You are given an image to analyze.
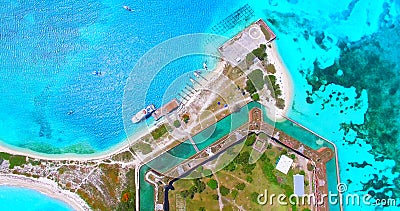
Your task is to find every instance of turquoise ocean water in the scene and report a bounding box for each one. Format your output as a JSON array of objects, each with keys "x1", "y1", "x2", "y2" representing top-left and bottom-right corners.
[
  {"x1": 0, "y1": 186, "x2": 73, "y2": 211},
  {"x1": 1, "y1": 0, "x2": 400, "y2": 210}
]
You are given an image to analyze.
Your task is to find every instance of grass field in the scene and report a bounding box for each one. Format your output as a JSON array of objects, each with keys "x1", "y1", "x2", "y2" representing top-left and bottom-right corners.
[{"x1": 167, "y1": 134, "x2": 312, "y2": 211}]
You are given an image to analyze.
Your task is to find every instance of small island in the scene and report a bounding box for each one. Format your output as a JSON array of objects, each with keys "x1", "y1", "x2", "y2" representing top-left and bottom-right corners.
[{"x1": 0, "y1": 17, "x2": 341, "y2": 211}]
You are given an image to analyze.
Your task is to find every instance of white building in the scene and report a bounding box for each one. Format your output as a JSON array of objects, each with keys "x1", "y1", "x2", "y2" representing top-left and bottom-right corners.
[
  {"x1": 293, "y1": 174, "x2": 305, "y2": 196},
  {"x1": 275, "y1": 155, "x2": 293, "y2": 174}
]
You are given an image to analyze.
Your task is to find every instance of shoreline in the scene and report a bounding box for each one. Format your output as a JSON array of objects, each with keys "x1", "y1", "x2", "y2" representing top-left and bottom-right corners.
[
  {"x1": 0, "y1": 39, "x2": 295, "y2": 160},
  {"x1": 0, "y1": 121, "x2": 154, "y2": 161},
  {"x1": 0, "y1": 174, "x2": 91, "y2": 211},
  {"x1": 266, "y1": 41, "x2": 294, "y2": 122}
]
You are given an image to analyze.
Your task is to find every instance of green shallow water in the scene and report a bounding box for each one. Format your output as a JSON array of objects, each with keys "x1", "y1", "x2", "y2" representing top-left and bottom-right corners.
[
  {"x1": 139, "y1": 165, "x2": 154, "y2": 211},
  {"x1": 146, "y1": 139, "x2": 196, "y2": 173}
]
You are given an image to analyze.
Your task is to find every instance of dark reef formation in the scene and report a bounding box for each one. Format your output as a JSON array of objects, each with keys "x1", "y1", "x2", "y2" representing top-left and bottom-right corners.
[
  {"x1": 33, "y1": 86, "x2": 53, "y2": 140},
  {"x1": 308, "y1": 22, "x2": 400, "y2": 173},
  {"x1": 265, "y1": 1, "x2": 400, "y2": 203},
  {"x1": 304, "y1": 3, "x2": 400, "y2": 201}
]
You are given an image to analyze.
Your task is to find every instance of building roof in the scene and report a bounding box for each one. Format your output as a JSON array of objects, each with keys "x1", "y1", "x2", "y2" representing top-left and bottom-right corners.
[
  {"x1": 275, "y1": 155, "x2": 293, "y2": 174},
  {"x1": 293, "y1": 174, "x2": 305, "y2": 196}
]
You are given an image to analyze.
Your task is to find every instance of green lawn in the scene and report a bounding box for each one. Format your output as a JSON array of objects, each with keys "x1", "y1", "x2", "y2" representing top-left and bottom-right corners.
[
  {"x1": 248, "y1": 69, "x2": 265, "y2": 90},
  {"x1": 168, "y1": 134, "x2": 312, "y2": 211},
  {"x1": 150, "y1": 124, "x2": 168, "y2": 140}
]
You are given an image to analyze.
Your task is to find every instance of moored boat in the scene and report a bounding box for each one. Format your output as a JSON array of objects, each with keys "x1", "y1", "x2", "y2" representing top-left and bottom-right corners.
[{"x1": 131, "y1": 104, "x2": 156, "y2": 123}]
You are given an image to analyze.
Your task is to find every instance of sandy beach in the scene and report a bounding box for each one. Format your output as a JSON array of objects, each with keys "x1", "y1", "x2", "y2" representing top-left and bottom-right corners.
[
  {"x1": 0, "y1": 174, "x2": 91, "y2": 211},
  {"x1": 0, "y1": 136, "x2": 131, "y2": 161},
  {"x1": 0, "y1": 121, "x2": 154, "y2": 162},
  {"x1": 265, "y1": 41, "x2": 294, "y2": 121}
]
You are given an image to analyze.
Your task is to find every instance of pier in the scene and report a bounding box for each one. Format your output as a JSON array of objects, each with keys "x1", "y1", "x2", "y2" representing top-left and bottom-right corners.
[
  {"x1": 152, "y1": 98, "x2": 180, "y2": 120},
  {"x1": 210, "y1": 4, "x2": 255, "y2": 35}
]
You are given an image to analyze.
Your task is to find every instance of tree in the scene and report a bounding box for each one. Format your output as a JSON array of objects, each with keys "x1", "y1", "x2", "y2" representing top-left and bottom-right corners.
[
  {"x1": 212, "y1": 194, "x2": 219, "y2": 200},
  {"x1": 220, "y1": 186, "x2": 230, "y2": 196},
  {"x1": 182, "y1": 114, "x2": 190, "y2": 123},
  {"x1": 193, "y1": 179, "x2": 206, "y2": 193},
  {"x1": 307, "y1": 163, "x2": 315, "y2": 171},
  {"x1": 251, "y1": 93, "x2": 260, "y2": 101},
  {"x1": 190, "y1": 185, "x2": 198, "y2": 194},
  {"x1": 236, "y1": 183, "x2": 246, "y2": 190},
  {"x1": 234, "y1": 151, "x2": 250, "y2": 165},
  {"x1": 116, "y1": 169, "x2": 136, "y2": 211},
  {"x1": 250, "y1": 192, "x2": 260, "y2": 203},
  {"x1": 232, "y1": 189, "x2": 239, "y2": 199},
  {"x1": 299, "y1": 170, "x2": 305, "y2": 176},
  {"x1": 260, "y1": 153, "x2": 267, "y2": 161},
  {"x1": 267, "y1": 74, "x2": 276, "y2": 84},
  {"x1": 180, "y1": 190, "x2": 194, "y2": 199},
  {"x1": 266, "y1": 64, "x2": 276, "y2": 74},
  {"x1": 245, "y1": 79, "x2": 257, "y2": 95},
  {"x1": 207, "y1": 179, "x2": 218, "y2": 190},
  {"x1": 223, "y1": 162, "x2": 236, "y2": 172},
  {"x1": 116, "y1": 190, "x2": 135, "y2": 211},
  {"x1": 252, "y1": 44, "x2": 267, "y2": 60},
  {"x1": 245, "y1": 134, "x2": 256, "y2": 146},
  {"x1": 246, "y1": 175, "x2": 253, "y2": 183},
  {"x1": 276, "y1": 98, "x2": 285, "y2": 109},
  {"x1": 242, "y1": 163, "x2": 256, "y2": 174}
]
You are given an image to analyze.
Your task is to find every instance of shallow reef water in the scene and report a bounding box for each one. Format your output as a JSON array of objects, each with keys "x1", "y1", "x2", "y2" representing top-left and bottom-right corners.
[
  {"x1": 250, "y1": 0, "x2": 400, "y2": 209},
  {"x1": 309, "y1": 22, "x2": 400, "y2": 201}
]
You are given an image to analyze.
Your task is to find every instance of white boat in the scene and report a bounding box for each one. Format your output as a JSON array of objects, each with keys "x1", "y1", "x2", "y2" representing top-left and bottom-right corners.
[
  {"x1": 203, "y1": 62, "x2": 208, "y2": 70},
  {"x1": 123, "y1": 5, "x2": 133, "y2": 11},
  {"x1": 131, "y1": 104, "x2": 156, "y2": 123},
  {"x1": 92, "y1": 70, "x2": 102, "y2": 76}
]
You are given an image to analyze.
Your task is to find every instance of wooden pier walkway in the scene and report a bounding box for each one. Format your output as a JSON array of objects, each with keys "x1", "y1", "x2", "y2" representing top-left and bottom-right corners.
[{"x1": 152, "y1": 98, "x2": 180, "y2": 120}]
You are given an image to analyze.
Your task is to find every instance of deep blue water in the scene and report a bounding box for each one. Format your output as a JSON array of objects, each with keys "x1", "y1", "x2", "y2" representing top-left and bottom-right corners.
[
  {"x1": 0, "y1": 0, "x2": 245, "y2": 154},
  {"x1": 0, "y1": 186, "x2": 72, "y2": 211}
]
